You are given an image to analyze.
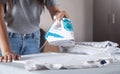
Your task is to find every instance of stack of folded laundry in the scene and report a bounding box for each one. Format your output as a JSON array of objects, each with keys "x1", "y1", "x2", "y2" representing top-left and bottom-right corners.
[{"x1": 60, "y1": 41, "x2": 120, "y2": 56}]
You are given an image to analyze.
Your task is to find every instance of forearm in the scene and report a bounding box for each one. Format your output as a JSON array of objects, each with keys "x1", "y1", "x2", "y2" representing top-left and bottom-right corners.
[
  {"x1": 47, "y1": 6, "x2": 61, "y2": 19},
  {"x1": 0, "y1": 20, "x2": 11, "y2": 52},
  {"x1": 48, "y1": 6, "x2": 69, "y2": 20},
  {"x1": 0, "y1": 4, "x2": 11, "y2": 54}
]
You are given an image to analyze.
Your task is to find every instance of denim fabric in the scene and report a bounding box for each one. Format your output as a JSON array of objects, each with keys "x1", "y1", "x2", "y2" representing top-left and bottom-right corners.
[{"x1": 0, "y1": 30, "x2": 41, "y2": 56}]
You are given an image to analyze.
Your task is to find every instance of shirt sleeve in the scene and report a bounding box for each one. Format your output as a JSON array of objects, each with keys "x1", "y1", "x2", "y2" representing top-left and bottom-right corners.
[{"x1": 45, "y1": 0, "x2": 59, "y2": 8}]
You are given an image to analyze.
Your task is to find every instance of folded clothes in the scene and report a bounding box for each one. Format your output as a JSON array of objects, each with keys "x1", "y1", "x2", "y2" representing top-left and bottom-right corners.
[
  {"x1": 61, "y1": 45, "x2": 120, "y2": 55},
  {"x1": 60, "y1": 41, "x2": 120, "y2": 55},
  {"x1": 77, "y1": 41, "x2": 119, "y2": 48}
]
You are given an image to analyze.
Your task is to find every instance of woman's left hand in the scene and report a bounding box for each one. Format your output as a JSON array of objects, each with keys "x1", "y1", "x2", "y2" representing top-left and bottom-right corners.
[
  {"x1": 54, "y1": 10, "x2": 69, "y2": 20},
  {"x1": 48, "y1": 6, "x2": 69, "y2": 20}
]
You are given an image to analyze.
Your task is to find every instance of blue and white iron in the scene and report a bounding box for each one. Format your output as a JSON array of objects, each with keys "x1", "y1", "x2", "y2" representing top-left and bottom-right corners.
[{"x1": 45, "y1": 18, "x2": 75, "y2": 46}]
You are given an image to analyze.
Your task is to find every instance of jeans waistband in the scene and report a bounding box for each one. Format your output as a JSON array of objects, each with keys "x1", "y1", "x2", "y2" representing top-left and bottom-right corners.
[{"x1": 8, "y1": 30, "x2": 40, "y2": 38}]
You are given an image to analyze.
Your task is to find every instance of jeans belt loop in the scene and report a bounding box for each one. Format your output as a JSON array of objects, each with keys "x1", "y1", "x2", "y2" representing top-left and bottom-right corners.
[
  {"x1": 9, "y1": 32, "x2": 13, "y2": 37},
  {"x1": 32, "y1": 33, "x2": 35, "y2": 39},
  {"x1": 22, "y1": 34, "x2": 26, "y2": 39}
]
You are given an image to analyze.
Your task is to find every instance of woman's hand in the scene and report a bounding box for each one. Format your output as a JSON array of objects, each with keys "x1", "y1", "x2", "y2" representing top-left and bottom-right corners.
[
  {"x1": 54, "y1": 10, "x2": 69, "y2": 20},
  {"x1": 48, "y1": 6, "x2": 69, "y2": 20},
  {"x1": 53, "y1": 10, "x2": 69, "y2": 25},
  {"x1": 0, "y1": 50, "x2": 20, "y2": 62}
]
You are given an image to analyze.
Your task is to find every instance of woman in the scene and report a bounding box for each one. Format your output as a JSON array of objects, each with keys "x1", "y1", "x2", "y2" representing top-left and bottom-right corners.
[{"x1": 0, "y1": 0, "x2": 69, "y2": 62}]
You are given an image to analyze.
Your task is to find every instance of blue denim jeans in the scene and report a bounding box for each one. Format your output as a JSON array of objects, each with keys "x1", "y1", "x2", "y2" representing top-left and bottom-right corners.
[{"x1": 0, "y1": 30, "x2": 41, "y2": 56}]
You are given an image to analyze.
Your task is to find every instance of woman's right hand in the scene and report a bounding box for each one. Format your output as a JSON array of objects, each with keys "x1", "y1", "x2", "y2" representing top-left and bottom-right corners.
[
  {"x1": 0, "y1": 50, "x2": 20, "y2": 62},
  {"x1": 0, "y1": 4, "x2": 20, "y2": 63}
]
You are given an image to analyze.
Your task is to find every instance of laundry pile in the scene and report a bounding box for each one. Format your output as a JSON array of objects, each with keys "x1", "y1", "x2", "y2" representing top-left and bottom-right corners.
[
  {"x1": 13, "y1": 41, "x2": 120, "y2": 71},
  {"x1": 60, "y1": 41, "x2": 120, "y2": 56}
]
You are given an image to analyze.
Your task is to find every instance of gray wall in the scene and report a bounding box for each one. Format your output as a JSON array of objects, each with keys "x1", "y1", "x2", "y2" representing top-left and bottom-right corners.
[{"x1": 40, "y1": 0, "x2": 93, "y2": 42}]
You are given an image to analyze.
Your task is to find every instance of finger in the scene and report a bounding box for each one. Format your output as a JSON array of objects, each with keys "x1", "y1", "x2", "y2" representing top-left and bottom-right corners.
[
  {"x1": 12, "y1": 54, "x2": 20, "y2": 61},
  {"x1": 0, "y1": 57, "x2": 4, "y2": 62},
  {"x1": 15, "y1": 55, "x2": 20, "y2": 60},
  {"x1": 57, "y1": 20, "x2": 61, "y2": 25},
  {"x1": 57, "y1": 13, "x2": 65, "y2": 21},
  {"x1": 12, "y1": 54, "x2": 17, "y2": 61},
  {"x1": 3, "y1": 56, "x2": 8, "y2": 62},
  {"x1": 8, "y1": 55, "x2": 12, "y2": 62},
  {"x1": 62, "y1": 11, "x2": 69, "y2": 18},
  {"x1": 56, "y1": 11, "x2": 69, "y2": 20},
  {"x1": 55, "y1": 12, "x2": 63, "y2": 20},
  {"x1": 17, "y1": 55, "x2": 21, "y2": 60}
]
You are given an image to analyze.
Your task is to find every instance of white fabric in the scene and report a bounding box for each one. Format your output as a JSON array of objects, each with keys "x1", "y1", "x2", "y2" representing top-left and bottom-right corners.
[
  {"x1": 1, "y1": 62, "x2": 120, "y2": 74},
  {"x1": 60, "y1": 41, "x2": 120, "y2": 55},
  {"x1": 61, "y1": 45, "x2": 120, "y2": 55},
  {"x1": 13, "y1": 53, "x2": 118, "y2": 71},
  {"x1": 13, "y1": 41, "x2": 120, "y2": 71},
  {"x1": 78, "y1": 41, "x2": 119, "y2": 48}
]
